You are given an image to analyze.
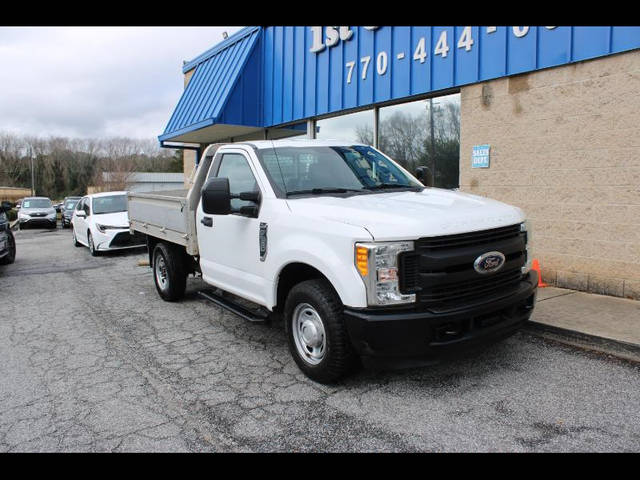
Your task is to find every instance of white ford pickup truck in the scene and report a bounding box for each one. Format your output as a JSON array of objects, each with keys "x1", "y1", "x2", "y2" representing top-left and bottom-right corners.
[{"x1": 128, "y1": 139, "x2": 537, "y2": 383}]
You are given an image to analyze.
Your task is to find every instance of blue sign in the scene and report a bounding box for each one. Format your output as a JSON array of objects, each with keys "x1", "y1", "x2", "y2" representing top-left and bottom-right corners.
[
  {"x1": 472, "y1": 145, "x2": 490, "y2": 168},
  {"x1": 161, "y1": 26, "x2": 640, "y2": 143}
]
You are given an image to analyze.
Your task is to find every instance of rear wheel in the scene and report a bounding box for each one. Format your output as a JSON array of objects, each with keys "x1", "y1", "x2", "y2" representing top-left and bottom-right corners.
[
  {"x1": 284, "y1": 279, "x2": 357, "y2": 384},
  {"x1": 152, "y1": 242, "x2": 187, "y2": 301}
]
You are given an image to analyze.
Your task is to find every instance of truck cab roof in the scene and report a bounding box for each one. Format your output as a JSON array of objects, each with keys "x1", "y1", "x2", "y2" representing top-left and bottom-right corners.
[{"x1": 234, "y1": 138, "x2": 368, "y2": 150}]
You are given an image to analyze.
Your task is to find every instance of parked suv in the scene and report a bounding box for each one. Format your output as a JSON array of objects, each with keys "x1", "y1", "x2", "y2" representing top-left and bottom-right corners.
[
  {"x1": 0, "y1": 201, "x2": 16, "y2": 265},
  {"x1": 60, "y1": 196, "x2": 82, "y2": 228},
  {"x1": 17, "y1": 197, "x2": 57, "y2": 229}
]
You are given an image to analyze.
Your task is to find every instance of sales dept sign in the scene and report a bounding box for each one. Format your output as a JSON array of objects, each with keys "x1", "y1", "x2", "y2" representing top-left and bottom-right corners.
[{"x1": 472, "y1": 145, "x2": 491, "y2": 168}]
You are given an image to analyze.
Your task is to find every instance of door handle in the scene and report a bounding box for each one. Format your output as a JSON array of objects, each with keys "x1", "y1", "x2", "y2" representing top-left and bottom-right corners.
[{"x1": 200, "y1": 217, "x2": 213, "y2": 227}]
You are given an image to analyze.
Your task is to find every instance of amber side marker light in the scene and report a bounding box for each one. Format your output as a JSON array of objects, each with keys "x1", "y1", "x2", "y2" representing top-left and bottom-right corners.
[{"x1": 356, "y1": 246, "x2": 369, "y2": 276}]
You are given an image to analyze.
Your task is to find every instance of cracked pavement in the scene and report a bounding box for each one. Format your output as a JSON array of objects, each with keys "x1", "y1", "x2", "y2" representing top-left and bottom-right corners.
[{"x1": 1, "y1": 227, "x2": 639, "y2": 452}]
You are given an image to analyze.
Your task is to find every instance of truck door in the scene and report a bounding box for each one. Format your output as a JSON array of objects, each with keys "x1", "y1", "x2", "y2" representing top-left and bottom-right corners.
[{"x1": 195, "y1": 149, "x2": 268, "y2": 306}]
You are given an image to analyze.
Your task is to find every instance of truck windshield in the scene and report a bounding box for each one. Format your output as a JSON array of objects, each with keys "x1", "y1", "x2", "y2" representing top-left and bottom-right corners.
[
  {"x1": 93, "y1": 195, "x2": 127, "y2": 215},
  {"x1": 257, "y1": 145, "x2": 423, "y2": 196}
]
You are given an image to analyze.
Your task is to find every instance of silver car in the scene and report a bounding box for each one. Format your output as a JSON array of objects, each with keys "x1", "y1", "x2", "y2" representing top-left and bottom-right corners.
[{"x1": 17, "y1": 197, "x2": 57, "y2": 230}]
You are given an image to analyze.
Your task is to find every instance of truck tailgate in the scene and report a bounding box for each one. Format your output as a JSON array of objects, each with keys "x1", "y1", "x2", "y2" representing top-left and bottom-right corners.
[{"x1": 128, "y1": 189, "x2": 194, "y2": 251}]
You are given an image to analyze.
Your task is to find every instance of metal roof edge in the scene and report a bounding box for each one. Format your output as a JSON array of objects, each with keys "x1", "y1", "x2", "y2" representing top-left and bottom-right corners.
[
  {"x1": 158, "y1": 118, "x2": 216, "y2": 142},
  {"x1": 210, "y1": 29, "x2": 262, "y2": 127},
  {"x1": 182, "y1": 26, "x2": 261, "y2": 74}
]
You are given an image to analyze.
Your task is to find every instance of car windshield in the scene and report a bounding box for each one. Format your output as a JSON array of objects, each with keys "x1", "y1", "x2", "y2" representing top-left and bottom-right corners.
[
  {"x1": 92, "y1": 195, "x2": 127, "y2": 215},
  {"x1": 257, "y1": 145, "x2": 422, "y2": 196},
  {"x1": 64, "y1": 199, "x2": 79, "y2": 210},
  {"x1": 22, "y1": 198, "x2": 52, "y2": 208}
]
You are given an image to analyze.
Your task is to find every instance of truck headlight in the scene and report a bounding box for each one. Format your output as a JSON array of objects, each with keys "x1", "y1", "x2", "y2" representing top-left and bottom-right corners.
[
  {"x1": 355, "y1": 241, "x2": 416, "y2": 306},
  {"x1": 521, "y1": 220, "x2": 532, "y2": 274}
]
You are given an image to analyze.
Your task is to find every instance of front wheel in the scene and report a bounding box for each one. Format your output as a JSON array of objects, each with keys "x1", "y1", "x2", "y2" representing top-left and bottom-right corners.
[
  {"x1": 284, "y1": 279, "x2": 357, "y2": 384},
  {"x1": 72, "y1": 226, "x2": 81, "y2": 247},
  {"x1": 87, "y1": 232, "x2": 98, "y2": 256},
  {"x1": 152, "y1": 242, "x2": 187, "y2": 302}
]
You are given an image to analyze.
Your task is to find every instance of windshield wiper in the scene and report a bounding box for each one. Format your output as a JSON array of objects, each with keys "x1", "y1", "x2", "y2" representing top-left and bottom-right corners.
[
  {"x1": 363, "y1": 184, "x2": 423, "y2": 191},
  {"x1": 285, "y1": 188, "x2": 364, "y2": 197}
]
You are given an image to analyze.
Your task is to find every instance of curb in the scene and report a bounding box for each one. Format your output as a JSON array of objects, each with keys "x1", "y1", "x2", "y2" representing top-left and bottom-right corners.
[{"x1": 524, "y1": 321, "x2": 640, "y2": 364}]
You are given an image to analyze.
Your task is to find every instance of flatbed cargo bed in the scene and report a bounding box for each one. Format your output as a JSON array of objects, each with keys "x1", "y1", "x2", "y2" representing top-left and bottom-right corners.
[{"x1": 127, "y1": 149, "x2": 219, "y2": 256}]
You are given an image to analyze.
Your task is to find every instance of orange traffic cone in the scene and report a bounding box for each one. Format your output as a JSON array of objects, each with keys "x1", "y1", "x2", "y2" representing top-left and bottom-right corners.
[{"x1": 531, "y1": 259, "x2": 548, "y2": 288}]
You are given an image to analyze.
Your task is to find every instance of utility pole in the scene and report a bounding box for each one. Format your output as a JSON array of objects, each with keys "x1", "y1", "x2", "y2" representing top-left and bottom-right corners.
[{"x1": 29, "y1": 146, "x2": 35, "y2": 196}]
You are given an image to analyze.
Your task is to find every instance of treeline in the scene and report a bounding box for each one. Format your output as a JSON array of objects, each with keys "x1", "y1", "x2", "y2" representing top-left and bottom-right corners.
[{"x1": 0, "y1": 132, "x2": 182, "y2": 200}]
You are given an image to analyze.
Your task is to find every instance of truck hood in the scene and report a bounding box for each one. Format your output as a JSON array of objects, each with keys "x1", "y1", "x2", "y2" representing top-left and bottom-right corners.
[{"x1": 285, "y1": 188, "x2": 525, "y2": 240}]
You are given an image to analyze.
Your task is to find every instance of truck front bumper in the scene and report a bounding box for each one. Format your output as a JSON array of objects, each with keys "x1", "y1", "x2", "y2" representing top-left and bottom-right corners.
[{"x1": 343, "y1": 270, "x2": 538, "y2": 369}]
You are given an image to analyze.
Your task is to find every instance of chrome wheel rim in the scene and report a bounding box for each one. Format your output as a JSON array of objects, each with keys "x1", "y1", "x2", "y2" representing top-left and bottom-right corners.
[
  {"x1": 155, "y1": 255, "x2": 168, "y2": 290},
  {"x1": 292, "y1": 303, "x2": 326, "y2": 365}
]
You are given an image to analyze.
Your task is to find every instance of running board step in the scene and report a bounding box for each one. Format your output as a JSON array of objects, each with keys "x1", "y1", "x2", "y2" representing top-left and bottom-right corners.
[{"x1": 197, "y1": 289, "x2": 270, "y2": 323}]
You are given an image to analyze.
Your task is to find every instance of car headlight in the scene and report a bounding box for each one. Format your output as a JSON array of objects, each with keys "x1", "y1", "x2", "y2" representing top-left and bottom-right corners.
[
  {"x1": 355, "y1": 241, "x2": 416, "y2": 306},
  {"x1": 18, "y1": 212, "x2": 29, "y2": 219},
  {"x1": 521, "y1": 220, "x2": 532, "y2": 274},
  {"x1": 96, "y1": 224, "x2": 126, "y2": 233}
]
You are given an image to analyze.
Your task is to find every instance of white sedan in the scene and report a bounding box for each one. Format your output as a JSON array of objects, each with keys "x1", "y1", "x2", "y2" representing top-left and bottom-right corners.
[{"x1": 71, "y1": 191, "x2": 145, "y2": 256}]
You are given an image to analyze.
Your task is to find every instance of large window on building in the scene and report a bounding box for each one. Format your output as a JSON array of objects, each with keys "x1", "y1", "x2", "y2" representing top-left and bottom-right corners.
[
  {"x1": 378, "y1": 93, "x2": 460, "y2": 189},
  {"x1": 316, "y1": 109, "x2": 374, "y2": 144}
]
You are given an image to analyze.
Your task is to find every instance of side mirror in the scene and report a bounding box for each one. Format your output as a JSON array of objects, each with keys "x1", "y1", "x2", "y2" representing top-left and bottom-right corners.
[
  {"x1": 1, "y1": 201, "x2": 13, "y2": 212},
  {"x1": 202, "y1": 177, "x2": 231, "y2": 215},
  {"x1": 238, "y1": 190, "x2": 261, "y2": 204},
  {"x1": 76, "y1": 211, "x2": 86, "y2": 218},
  {"x1": 415, "y1": 166, "x2": 434, "y2": 187}
]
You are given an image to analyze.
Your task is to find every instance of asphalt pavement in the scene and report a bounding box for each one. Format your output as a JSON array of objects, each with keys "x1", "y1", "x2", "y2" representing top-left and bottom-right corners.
[{"x1": 1, "y1": 227, "x2": 639, "y2": 452}]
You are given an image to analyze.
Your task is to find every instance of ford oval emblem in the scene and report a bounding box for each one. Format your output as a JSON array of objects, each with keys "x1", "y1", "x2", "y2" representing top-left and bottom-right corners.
[{"x1": 474, "y1": 251, "x2": 506, "y2": 274}]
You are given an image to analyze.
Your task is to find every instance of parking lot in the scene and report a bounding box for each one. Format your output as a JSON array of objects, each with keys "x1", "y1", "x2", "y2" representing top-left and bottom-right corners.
[{"x1": 1, "y1": 226, "x2": 639, "y2": 452}]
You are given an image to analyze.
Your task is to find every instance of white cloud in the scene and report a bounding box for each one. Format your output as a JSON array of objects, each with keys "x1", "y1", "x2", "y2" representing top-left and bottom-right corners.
[{"x1": 0, "y1": 26, "x2": 243, "y2": 140}]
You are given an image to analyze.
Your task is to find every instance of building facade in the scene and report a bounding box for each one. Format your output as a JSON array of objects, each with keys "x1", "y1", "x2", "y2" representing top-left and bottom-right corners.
[{"x1": 160, "y1": 26, "x2": 640, "y2": 299}]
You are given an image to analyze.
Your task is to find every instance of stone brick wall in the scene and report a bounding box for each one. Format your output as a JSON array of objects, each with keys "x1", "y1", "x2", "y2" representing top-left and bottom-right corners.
[
  {"x1": 459, "y1": 50, "x2": 640, "y2": 299},
  {"x1": 182, "y1": 68, "x2": 197, "y2": 188}
]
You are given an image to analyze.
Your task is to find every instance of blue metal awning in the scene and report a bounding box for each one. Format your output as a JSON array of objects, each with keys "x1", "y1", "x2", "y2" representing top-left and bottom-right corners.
[
  {"x1": 159, "y1": 26, "x2": 263, "y2": 144},
  {"x1": 161, "y1": 26, "x2": 640, "y2": 146}
]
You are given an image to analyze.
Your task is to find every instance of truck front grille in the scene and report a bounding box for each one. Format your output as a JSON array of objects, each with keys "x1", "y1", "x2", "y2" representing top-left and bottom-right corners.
[{"x1": 400, "y1": 224, "x2": 526, "y2": 310}]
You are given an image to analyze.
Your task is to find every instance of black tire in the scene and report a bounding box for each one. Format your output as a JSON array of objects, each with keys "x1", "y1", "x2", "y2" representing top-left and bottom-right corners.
[
  {"x1": 18, "y1": 223, "x2": 23, "y2": 230},
  {"x1": 152, "y1": 242, "x2": 187, "y2": 302},
  {"x1": 87, "y1": 232, "x2": 99, "y2": 256},
  {"x1": 284, "y1": 279, "x2": 357, "y2": 384},
  {"x1": 0, "y1": 232, "x2": 15, "y2": 265},
  {"x1": 72, "y1": 226, "x2": 81, "y2": 247}
]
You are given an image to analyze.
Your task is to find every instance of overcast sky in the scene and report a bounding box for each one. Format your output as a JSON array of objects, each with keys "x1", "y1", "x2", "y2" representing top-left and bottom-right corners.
[{"x1": 0, "y1": 26, "x2": 243, "y2": 141}]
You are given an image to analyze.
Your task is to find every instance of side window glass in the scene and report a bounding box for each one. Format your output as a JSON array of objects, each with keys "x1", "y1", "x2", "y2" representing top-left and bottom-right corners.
[
  {"x1": 84, "y1": 199, "x2": 91, "y2": 216},
  {"x1": 216, "y1": 153, "x2": 259, "y2": 210},
  {"x1": 76, "y1": 199, "x2": 84, "y2": 211}
]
